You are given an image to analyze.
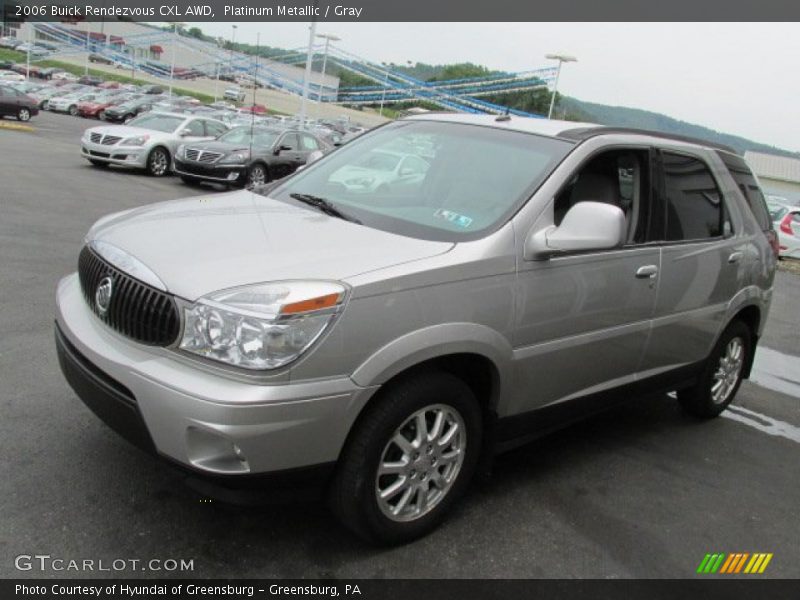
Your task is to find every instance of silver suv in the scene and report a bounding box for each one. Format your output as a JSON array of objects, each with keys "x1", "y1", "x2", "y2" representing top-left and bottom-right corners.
[{"x1": 55, "y1": 114, "x2": 777, "y2": 544}]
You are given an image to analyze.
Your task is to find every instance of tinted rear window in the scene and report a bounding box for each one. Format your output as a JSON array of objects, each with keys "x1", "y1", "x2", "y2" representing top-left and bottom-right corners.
[{"x1": 717, "y1": 151, "x2": 772, "y2": 231}]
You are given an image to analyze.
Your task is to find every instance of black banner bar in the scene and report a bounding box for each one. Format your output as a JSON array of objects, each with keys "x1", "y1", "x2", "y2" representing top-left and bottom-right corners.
[
  {"x1": 3, "y1": 0, "x2": 800, "y2": 22},
  {"x1": 4, "y1": 579, "x2": 800, "y2": 600}
]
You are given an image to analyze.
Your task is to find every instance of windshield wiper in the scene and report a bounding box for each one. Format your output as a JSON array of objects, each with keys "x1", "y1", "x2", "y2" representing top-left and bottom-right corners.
[{"x1": 289, "y1": 193, "x2": 361, "y2": 224}]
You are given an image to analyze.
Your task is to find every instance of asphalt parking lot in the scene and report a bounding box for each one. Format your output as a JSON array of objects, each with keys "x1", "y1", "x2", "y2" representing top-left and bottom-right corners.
[{"x1": 1, "y1": 112, "x2": 798, "y2": 579}]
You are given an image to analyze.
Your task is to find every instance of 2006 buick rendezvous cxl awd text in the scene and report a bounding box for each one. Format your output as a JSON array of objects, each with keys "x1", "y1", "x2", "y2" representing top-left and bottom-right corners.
[{"x1": 55, "y1": 114, "x2": 778, "y2": 544}]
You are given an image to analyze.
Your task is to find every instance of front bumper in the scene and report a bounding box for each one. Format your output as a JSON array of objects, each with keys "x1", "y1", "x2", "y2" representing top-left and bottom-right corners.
[
  {"x1": 174, "y1": 156, "x2": 246, "y2": 183},
  {"x1": 55, "y1": 273, "x2": 377, "y2": 482},
  {"x1": 80, "y1": 139, "x2": 148, "y2": 168}
]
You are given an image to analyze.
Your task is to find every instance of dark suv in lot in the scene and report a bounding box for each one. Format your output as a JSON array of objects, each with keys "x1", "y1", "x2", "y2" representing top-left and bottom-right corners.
[
  {"x1": 102, "y1": 96, "x2": 156, "y2": 123},
  {"x1": 0, "y1": 84, "x2": 39, "y2": 121}
]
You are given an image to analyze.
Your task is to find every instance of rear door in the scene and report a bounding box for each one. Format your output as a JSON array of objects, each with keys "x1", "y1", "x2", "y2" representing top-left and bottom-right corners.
[
  {"x1": 0, "y1": 86, "x2": 10, "y2": 115},
  {"x1": 641, "y1": 149, "x2": 745, "y2": 375},
  {"x1": 273, "y1": 133, "x2": 304, "y2": 177}
]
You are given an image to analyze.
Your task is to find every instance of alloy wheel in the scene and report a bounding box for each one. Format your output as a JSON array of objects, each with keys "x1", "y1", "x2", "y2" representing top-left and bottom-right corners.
[
  {"x1": 247, "y1": 165, "x2": 266, "y2": 188},
  {"x1": 149, "y1": 150, "x2": 168, "y2": 176},
  {"x1": 18, "y1": 108, "x2": 30, "y2": 122},
  {"x1": 711, "y1": 337, "x2": 744, "y2": 404},
  {"x1": 375, "y1": 403, "x2": 466, "y2": 522}
]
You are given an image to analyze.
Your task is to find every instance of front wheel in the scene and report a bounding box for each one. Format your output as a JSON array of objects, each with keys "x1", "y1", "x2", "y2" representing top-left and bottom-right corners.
[
  {"x1": 146, "y1": 147, "x2": 170, "y2": 177},
  {"x1": 677, "y1": 320, "x2": 751, "y2": 418},
  {"x1": 68, "y1": 105, "x2": 78, "y2": 117},
  {"x1": 329, "y1": 371, "x2": 482, "y2": 545},
  {"x1": 17, "y1": 108, "x2": 31, "y2": 122},
  {"x1": 245, "y1": 163, "x2": 268, "y2": 188},
  {"x1": 97, "y1": 110, "x2": 105, "y2": 120}
]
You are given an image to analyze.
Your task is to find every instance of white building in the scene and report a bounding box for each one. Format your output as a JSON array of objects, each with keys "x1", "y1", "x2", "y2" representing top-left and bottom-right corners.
[{"x1": 745, "y1": 151, "x2": 800, "y2": 204}]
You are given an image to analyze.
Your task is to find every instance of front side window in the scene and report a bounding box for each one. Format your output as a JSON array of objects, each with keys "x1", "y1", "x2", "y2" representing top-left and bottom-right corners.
[
  {"x1": 300, "y1": 134, "x2": 319, "y2": 151},
  {"x1": 267, "y1": 120, "x2": 574, "y2": 242},
  {"x1": 218, "y1": 127, "x2": 278, "y2": 148},
  {"x1": 661, "y1": 152, "x2": 724, "y2": 241}
]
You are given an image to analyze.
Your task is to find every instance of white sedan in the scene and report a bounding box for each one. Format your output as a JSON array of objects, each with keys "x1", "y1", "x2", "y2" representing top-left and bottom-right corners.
[
  {"x1": 768, "y1": 200, "x2": 800, "y2": 259},
  {"x1": 0, "y1": 70, "x2": 25, "y2": 83}
]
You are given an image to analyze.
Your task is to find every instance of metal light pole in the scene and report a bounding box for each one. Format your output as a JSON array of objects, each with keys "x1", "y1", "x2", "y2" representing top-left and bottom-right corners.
[
  {"x1": 214, "y1": 61, "x2": 220, "y2": 102},
  {"x1": 26, "y1": 23, "x2": 31, "y2": 79},
  {"x1": 168, "y1": 22, "x2": 179, "y2": 97},
  {"x1": 315, "y1": 33, "x2": 340, "y2": 105},
  {"x1": 545, "y1": 53, "x2": 577, "y2": 120},
  {"x1": 379, "y1": 62, "x2": 390, "y2": 117},
  {"x1": 84, "y1": 23, "x2": 90, "y2": 76},
  {"x1": 299, "y1": 16, "x2": 318, "y2": 127},
  {"x1": 229, "y1": 24, "x2": 237, "y2": 81}
]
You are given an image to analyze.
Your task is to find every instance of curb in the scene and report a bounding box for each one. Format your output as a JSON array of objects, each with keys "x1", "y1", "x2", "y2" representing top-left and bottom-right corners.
[{"x1": 0, "y1": 121, "x2": 35, "y2": 133}]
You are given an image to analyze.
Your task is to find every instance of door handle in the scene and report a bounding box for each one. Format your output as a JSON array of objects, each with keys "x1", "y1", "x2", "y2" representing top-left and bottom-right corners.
[
  {"x1": 635, "y1": 265, "x2": 659, "y2": 278},
  {"x1": 728, "y1": 251, "x2": 743, "y2": 264}
]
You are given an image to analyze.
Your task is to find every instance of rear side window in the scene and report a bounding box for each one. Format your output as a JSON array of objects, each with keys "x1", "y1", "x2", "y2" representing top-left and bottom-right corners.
[
  {"x1": 661, "y1": 152, "x2": 724, "y2": 241},
  {"x1": 717, "y1": 152, "x2": 772, "y2": 231}
]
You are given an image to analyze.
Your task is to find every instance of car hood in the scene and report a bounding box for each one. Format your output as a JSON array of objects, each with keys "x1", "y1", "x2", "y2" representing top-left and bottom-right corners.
[
  {"x1": 86, "y1": 190, "x2": 453, "y2": 301},
  {"x1": 85, "y1": 124, "x2": 168, "y2": 139},
  {"x1": 183, "y1": 140, "x2": 250, "y2": 154}
]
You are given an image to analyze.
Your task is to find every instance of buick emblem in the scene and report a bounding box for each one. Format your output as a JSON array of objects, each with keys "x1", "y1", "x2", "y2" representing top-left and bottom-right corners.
[{"x1": 95, "y1": 276, "x2": 114, "y2": 316}]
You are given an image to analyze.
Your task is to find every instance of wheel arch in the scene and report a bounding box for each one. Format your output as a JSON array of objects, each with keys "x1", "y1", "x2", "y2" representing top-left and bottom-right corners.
[{"x1": 729, "y1": 304, "x2": 762, "y2": 378}]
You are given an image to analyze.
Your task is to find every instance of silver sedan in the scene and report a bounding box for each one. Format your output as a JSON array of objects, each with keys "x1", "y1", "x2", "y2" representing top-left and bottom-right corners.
[{"x1": 80, "y1": 111, "x2": 229, "y2": 176}]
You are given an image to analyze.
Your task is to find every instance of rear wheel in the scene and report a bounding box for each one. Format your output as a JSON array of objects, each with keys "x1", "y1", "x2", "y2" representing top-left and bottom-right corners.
[
  {"x1": 17, "y1": 107, "x2": 31, "y2": 122},
  {"x1": 68, "y1": 105, "x2": 78, "y2": 117},
  {"x1": 146, "y1": 147, "x2": 170, "y2": 177},
  {"x1": 329, "y1": 371, "x2": 482, "y2": 545},
  {"x1": 677, "y1": 320, "x2": 751, "y2": 418}
]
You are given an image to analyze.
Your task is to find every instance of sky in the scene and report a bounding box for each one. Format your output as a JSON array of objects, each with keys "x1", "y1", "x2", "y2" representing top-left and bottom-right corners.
[{"x1": 198, "y1": 22, "x2": 800, "y2": 152}]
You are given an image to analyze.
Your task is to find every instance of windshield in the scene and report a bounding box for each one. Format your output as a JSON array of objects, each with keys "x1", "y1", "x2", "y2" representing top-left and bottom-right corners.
[
  {"x1": 767, "y1": 202, "x2": 788, "y2": 221},
  {"x1": 127, "y1": 113, "x2": 184, "y2": 133},
  {"x1": 266, "y1": 120, "x2": 573, "y2": 241},
  {"x1": 219, "y1": 127, "x2": 279, "y2": 147}
]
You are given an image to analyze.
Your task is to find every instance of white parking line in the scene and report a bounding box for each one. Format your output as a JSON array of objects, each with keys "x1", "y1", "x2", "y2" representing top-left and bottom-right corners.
[
  {"x1": 750, "y1": 346, "x2": 800, "y2": 398},
  {"x1": 722, "y1": 405, "x2": 800, "y2": 444}
]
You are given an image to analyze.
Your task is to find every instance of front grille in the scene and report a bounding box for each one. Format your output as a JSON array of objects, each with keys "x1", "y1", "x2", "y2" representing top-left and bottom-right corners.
[
  {"x1": 77, "y1": 246, "x2": 180, "y2": 347},
  {"x1": 198, "y1": 151, "x2": 222, "y2": 163},
  {"x1": 184, "y1": 148, "x2": 222, "y2": 163},
  {"x1": 89, "y1": 133, "x2": 122, "y2": 145}
]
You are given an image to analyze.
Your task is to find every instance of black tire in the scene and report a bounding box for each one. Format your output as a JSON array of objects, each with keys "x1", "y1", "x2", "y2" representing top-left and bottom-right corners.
[
  {"x1": 677, "y1": 320, "x2": 751, "y2": 419},
  {"x1": 329, "y1": 370, "x2": 482, "y2": 545},
  {"x1": 17, "y1": 107, "x2": 31, "y2": 122},
  {"x1": 89, "y1": 159, "x2": 109, "y2": 168},
  {"x1": 146, "y1": 147, "x2": 170, "y2": 177}
]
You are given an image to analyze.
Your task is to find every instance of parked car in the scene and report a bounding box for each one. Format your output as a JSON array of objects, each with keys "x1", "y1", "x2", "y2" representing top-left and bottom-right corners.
[
  {"x1": 29, "y1": 86, "x2": 70, "y2": 109},
  {"x1": 98, "y1": 81, "x2": 121, "y2": 90},
  {"x1": 52, "y1": 71, "x2": 79, "y2": 82},
  {"x1": 174, "y1": 126, "x2": 325, "y2": 188},
  {"x1": 77, "y1": 75, "x2": 104, "y2": 87},
  {"x1": 55, "y1": 115, "x2": 780, "y2": 544},
  {"x1": 80, "y1": 111, "x2": 228, "y2": 175},
  {"x1": 239, "y1": 103, "x2": 267, "y2": 115},
  {"x1": 48, "y1": 91, "x2": 100, "y2": 116},
  {"x1": 89, "y1": 53, "x2": 114, "y2": 65},
  {"x1": 0, "y1": 70, "x2": 25, "y2": 83},
  {"x1": 37, "y1": 67, "x2": 62, "y2": 80},
  {"x1": 140, "y1": 84, "x2": 164, "y2": 95},
  {"x1": 767, "y1": 200, "x2": 800, "y2": 259},
  {"x1": 0, "y1": 37, "x2": 22, "y2": 49},
  {"x1": 0, "y1": 84, "x2": 39, "y2": 121},
  {"x1": 101, "y1": 96, "x2": 156, "y2": 123},
  {"x1": 223, "y1": 86, "x2": 246, "y2": 102},
  {"x1": 76, "y1": 93, "x2": 133, "y2": 119}
]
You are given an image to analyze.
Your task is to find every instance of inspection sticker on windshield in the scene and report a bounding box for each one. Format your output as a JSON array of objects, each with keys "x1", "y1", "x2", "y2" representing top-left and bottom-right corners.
[{"x1": 433, "y1": 209, "x2": 473, "y2": 229}]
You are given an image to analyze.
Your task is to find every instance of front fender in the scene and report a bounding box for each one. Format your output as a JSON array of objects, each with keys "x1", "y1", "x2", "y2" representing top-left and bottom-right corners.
[{"x1": 350, "y1": 322, "x2": 513, "y2": 394}]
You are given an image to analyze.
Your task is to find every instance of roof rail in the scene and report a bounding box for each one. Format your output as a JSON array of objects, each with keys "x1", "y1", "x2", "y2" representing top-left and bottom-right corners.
[{"x1": 558, "y1": 126, "x2": 740, "y2": 155}]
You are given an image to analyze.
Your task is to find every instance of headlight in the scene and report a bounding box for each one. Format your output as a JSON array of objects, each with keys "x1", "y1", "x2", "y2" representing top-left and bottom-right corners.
[
  {"x1": 179, "y1": 281, "x2": 346, "y2": 370},
  {"x1": 219, "y1": 150, "x2": 250, "y2": 164},
  {"x1": 122, "y1": 134, "x2": 149, "y2": 146}
]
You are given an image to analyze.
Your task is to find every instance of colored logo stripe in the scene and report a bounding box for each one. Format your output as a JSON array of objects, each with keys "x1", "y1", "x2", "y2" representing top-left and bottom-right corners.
[{"x1": 697, "y1": 553, "x2": 773, "y2": 574}]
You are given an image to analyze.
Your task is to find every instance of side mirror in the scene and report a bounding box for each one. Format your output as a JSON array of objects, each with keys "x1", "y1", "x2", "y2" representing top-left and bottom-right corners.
[
  {"x1": 525, "y1": 201, "x2": 625, "y2": 260},
  {"x1": 273, "y1": 144, "x2": 292, "y2": 155},
  {"x1": 399, "y1": 167, "x2": 414, "y2": 177},
  {"x1": 178, "y1": 128, "x2": 191, "y2": 137}
]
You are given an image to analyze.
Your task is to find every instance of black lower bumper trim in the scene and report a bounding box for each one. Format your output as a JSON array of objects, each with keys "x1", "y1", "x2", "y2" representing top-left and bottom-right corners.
[{"x1": 55, "y1": 322, "x2": 157, "y2": 454}]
